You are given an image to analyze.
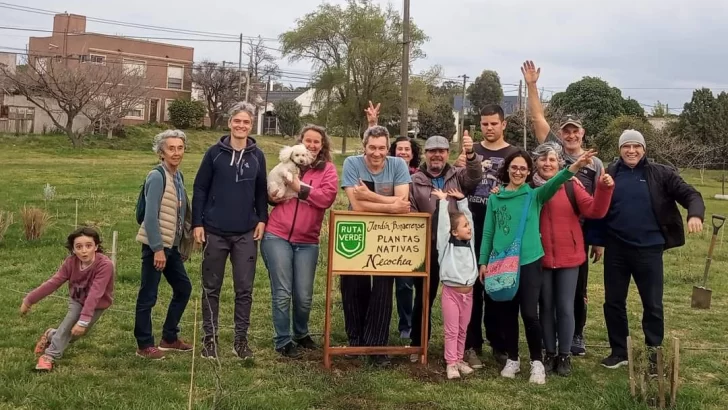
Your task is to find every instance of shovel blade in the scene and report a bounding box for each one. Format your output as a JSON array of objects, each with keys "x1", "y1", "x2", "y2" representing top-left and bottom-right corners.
[{"x1": 691, "y1": 286, "x2": 712, "y2": 309}]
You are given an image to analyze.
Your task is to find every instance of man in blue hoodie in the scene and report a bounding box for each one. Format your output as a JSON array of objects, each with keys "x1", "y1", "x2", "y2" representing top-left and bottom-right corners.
[{"x1": 192, "y1": 101, "x2": 268, "y2": 360}]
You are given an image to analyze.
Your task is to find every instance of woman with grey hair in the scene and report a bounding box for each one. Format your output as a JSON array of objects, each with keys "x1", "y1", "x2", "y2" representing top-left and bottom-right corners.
[
  {"x1": 134, "y1": 129, "x2": 194, "y2": 360},
  {"x1": 531, "y1": 141, "x2": 614, "y2": 376},
  {"x1": 261, "y1": 124, "x2": 339, "y2": 358}
]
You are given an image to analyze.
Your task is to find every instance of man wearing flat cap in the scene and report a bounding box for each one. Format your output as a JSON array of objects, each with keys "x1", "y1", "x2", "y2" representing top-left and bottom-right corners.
[
  {"x1": 407, "y1": 133, "x2": 482, "y2": 361},
  {"x1": 594, "y1": 129, "x2": 705, "y2": 373}
]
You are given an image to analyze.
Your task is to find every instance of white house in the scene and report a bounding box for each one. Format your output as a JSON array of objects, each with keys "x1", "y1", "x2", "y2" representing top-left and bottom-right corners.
[{"x1": 256, "y1": 88, "x2": 322, "y2": 135}]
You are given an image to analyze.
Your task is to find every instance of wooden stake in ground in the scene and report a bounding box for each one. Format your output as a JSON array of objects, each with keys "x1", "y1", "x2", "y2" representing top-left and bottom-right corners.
[
  {"x1": 627, "y1": 336, "x2": 636, "y2": 397},
  {"x1": 75, "y1": 199, "x2": 79, "y2": 228},
  {"x1": 110, "y1": 231, "x2": 118, "y2": 271},
  {"x1": 671, "y1": 338, "x2": 680, "y2": 407},
  {"x1": 188, "y1": 299, "x2": 199, "y2": 410},
  {"x1": 657, "y1": 348, "x2": 666, "y2": 409}
]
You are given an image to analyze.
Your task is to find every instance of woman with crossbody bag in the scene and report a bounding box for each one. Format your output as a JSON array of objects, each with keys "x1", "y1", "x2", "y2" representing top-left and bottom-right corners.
[{"x1": 478, "y1": 148, "x2": 596, "y2": 384}]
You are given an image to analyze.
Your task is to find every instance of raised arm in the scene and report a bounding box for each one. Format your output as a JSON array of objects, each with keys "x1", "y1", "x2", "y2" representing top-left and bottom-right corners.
[
  {"x1": 457, "y1": 133, "x2": 483, "y2": 193},
  {"x1": 576, "y1": 173, "x2": 614, "y2": 219},
  {"x1": 436, "y1": 196, "x2": 451, "y2": 256},
  {"x1": 522, "y1": 60, "x2": 551, "y2": 143}
]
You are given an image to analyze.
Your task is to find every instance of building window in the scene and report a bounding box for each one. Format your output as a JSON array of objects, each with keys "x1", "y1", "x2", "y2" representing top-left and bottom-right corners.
[
  {"x1": 125, "y1": 103, "x2": 145, "y2": 119},
  {"x1": 123, "y1": 59, "x2": 146, "y2": 77},
  {"x1": 165, "y1": 99, "x2": 174, "y2": 121},
  {"x1": 81, "y1": 54, "x2": 106, "y2": 65},
  {"x1": 167, "y1": 65, "x2": 183, "y2": 90}
]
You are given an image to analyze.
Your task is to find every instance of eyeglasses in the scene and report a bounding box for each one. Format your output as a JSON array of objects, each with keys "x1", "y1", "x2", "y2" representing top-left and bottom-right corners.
[{"x1": 509, "y1": 165, "x2": 529, "y2": 174}]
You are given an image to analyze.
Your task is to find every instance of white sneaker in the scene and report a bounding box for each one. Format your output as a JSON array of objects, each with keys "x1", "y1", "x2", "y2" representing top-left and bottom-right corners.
[
  {"x1": 501, "y1": 359, "x2": 520, "y2": 378},
  {"x1": 446, "y1": 364, "x2": 461, "y2": 379},
  {"x1": 456, "y1": 361, "x2": 474, "y2": 375},
  {"x1": 409, "y1": 353, "x2": 419, "y2": 363},
  {"x1": 529, "y1": 360, "x2": 546, "y2": 385}
]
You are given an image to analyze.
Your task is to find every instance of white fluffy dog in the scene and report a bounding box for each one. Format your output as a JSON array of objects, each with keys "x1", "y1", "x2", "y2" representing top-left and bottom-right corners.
[{"x1": 267, "y1": 144, "x2": 314, "y2": 201}]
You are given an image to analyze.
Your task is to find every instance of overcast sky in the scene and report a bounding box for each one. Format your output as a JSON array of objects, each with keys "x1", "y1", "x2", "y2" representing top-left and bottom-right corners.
[{"x1": 2, "y1": 0, "x2": 727, "y2": 114}]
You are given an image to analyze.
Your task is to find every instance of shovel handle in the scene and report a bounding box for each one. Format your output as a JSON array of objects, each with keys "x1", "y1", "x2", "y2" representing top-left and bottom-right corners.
[{"x1": 712, "y1": 215, "x2": 726, "y2": 235}]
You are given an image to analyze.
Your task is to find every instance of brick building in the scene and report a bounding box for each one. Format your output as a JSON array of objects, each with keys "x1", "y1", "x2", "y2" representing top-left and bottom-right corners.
[{"x1": 27, "y1": 13, "x2": 194, "y2": 125}]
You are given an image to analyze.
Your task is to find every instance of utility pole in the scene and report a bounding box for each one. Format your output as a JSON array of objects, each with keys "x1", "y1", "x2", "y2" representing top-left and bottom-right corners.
[
  {"x1": 458, "y1": 74, "x2": 469, "y2": 150},
  {"x1": 399, "y1": 0, "x2": 410, "y2": 139},
  {"x1": 237, "y1": 33, "x2": 243, "y2": 99}
]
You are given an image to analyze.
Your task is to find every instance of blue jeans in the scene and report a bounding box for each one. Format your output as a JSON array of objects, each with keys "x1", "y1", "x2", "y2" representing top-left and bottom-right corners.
[
  {"x1": 260, "y1": 232, "x2": 319, "y2": 349},
  {"x1": 134, "y1": 245, "x2": 192, "y2": 349}
]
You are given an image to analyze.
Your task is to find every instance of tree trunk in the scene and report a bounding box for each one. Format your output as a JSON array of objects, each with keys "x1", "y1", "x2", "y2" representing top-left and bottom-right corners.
[
  {"x1": 66, "y1": 117, "x2": 82, "y2": 148},
  {"x1": 107, "y1": 125, "x2": 113, "y2": 139}
]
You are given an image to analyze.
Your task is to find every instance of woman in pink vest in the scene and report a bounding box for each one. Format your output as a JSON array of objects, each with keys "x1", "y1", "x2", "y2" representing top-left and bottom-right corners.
[{"x1": 261, "y1": 124, "x2": 339, "y2": 358}]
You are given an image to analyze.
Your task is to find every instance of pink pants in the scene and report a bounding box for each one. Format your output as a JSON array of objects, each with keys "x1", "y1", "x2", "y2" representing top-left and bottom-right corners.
[{"x1": 441, "y1": 285, "x2": 473, "y2": 365}]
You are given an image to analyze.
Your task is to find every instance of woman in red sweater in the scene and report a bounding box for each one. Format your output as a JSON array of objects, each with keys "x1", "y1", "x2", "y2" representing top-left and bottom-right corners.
[
  {"x1": 532, "y1": 142, "x2": 614, "y2": 376},
  {"x1": 261, "y1": 124, "x2": 339, "y2": 358},
  {"x1": 20, "y1": 227, "x2": 114, "y2": 371}
]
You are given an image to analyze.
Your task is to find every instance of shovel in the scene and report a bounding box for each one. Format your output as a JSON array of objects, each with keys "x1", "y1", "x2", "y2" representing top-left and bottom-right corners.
[{"x1": 691, "y1": 214, "x2": 726, "y2": 309}]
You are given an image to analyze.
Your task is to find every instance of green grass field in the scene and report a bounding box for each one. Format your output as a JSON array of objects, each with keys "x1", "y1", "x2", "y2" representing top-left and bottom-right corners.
[{"x1": 0, "y1": 131, "x2": 727, "y2": 409}]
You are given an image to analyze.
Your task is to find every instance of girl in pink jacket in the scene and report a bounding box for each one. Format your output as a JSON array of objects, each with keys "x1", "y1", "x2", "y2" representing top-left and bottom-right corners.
[
  {"x1": 261, "y1": 124, "x2": 339, "y2": 358},
  {"x1": 20, "y1": 227, "x2": 115, "y2": 371}
]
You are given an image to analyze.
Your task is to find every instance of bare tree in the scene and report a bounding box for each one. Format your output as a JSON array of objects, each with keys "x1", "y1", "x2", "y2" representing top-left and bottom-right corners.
[
  {"x1": 0, "y1": 55, "x2": 151, "y2": 147},
  {"x1": 82, "y1": 67, "x2": 151, "y2": 139},
  {"x1": 244, "y1": 36, "x2": 280, "y2": 81},
  {"x1": 190, "y1": 61, "x2": 240, "y2": 130}
]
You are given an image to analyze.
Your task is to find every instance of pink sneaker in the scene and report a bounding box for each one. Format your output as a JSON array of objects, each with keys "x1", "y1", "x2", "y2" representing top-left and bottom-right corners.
[{"x1": 35, "y1": 354, "x2": 54, "y2": 371}]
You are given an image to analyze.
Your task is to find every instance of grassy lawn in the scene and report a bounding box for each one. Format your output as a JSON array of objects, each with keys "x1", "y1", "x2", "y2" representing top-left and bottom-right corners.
[{"x1": 0, "y1": 132, "x2": 727, "y2": 409}]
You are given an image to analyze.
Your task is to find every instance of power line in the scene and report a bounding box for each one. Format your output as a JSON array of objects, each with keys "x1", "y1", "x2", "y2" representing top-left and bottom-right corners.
[{"x1": 0, "y1": 2, "x2": 246, "y2": 40}]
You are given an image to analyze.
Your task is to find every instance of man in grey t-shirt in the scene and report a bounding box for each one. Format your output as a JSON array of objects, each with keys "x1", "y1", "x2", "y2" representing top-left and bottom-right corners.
[{"x1": 523, "y1": 60, "x2": 603, "y2": 356}]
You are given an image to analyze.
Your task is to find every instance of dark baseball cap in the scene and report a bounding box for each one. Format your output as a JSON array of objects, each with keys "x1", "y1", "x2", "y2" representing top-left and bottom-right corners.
[{"x1": 559, "y1": 116, "x2": 583, "y2": 129}]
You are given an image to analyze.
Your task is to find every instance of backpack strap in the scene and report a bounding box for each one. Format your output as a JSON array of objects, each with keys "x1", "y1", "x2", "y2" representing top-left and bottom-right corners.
[
  {"x1": 564, "y1": 179, "x2": 579, "y2": 216},
  {"x1": 153, "y1": 165, "x2": 167, "y2": 191}
]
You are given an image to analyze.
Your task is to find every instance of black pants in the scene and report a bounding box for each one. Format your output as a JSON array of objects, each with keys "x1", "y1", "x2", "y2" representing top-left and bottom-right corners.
[
  {"x1": 574, "y1": 241, "x2": 589, "y2": 337},
  {"x1": 410, "y1": 248, "x2": 440, "y2": 347},
  {"x1": 603, "y1": 235, "x2": 664, "y2": 356},
  {"x1": 465, "y1": 240, "x2": 505, "y2": 353},
  {"x1": 502, "y1": 259, "x2": 544, "y2": 362},
  {"x1": 134, "y1": 245, "x2": 192, "y2": 349},
  {"x1": 201, "y1": 231, "x2": 258, "y2": 341},
  {"x1": 341, "y1": 275, "x2": 394, "y2": 346}
]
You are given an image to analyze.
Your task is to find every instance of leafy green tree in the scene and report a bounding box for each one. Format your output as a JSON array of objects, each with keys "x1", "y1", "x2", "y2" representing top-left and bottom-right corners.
[
  {"x1": 279, "y1": 0, "x2": 427, "y2": 134},
  {"x1": 466, "y1": 70, "x2": 503, "y2": 112},
  {"x1": 275, "y1": 99, "x2": 302, "y2": 137},
  {"x1": 418, "y1": 102, "x2": 456, "y2": 140},
  {"x1": 650, "y1": 101, "x2": 668, "y2": 117},
  {"x1": 549, "y1": 77, "x2": 632, "y2": 137}
]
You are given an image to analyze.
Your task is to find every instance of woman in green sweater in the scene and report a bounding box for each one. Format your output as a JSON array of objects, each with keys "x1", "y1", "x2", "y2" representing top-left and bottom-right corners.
[{"x1": 478, "y1": 148, "x2": 596, "y2": 385}]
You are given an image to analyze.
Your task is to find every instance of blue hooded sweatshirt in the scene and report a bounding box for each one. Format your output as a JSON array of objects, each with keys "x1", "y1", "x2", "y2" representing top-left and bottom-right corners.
[{"x1": 192, "y1": 135, "x2": 268, "y2": 236}]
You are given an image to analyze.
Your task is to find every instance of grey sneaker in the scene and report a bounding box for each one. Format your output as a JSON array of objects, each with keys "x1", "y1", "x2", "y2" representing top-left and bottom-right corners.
[
  {"x1": 464, "y1": 348, "x2": 484, "y2": 369},
  {"x1": 571, "y1": 335, "x2": 586, "y2": 356},
  {"x1": 232, "y1": 339, "x2": 254, "y2": 360}
]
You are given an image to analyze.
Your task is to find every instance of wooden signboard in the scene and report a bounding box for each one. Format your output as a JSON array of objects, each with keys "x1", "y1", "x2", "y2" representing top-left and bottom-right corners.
[{"x1": 323, "y1": 211, "x2": 431, "y2": 368}]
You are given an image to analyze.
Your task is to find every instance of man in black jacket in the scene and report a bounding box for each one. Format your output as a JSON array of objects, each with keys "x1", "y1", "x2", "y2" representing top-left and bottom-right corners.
[{"x1": 597, "y1": 130, "x2": 705, "y2": 371}]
